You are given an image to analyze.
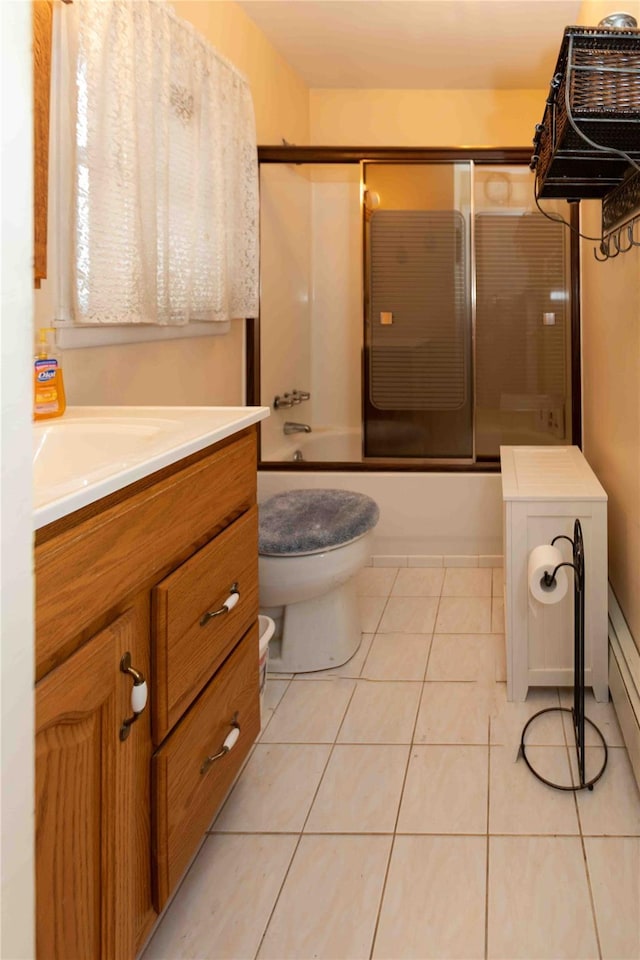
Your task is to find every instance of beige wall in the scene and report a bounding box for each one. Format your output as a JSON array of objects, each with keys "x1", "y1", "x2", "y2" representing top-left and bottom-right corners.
[
  {"x1": 173, "y1": 0, "x2": 309, "y2": 146},
  {"x1": 581, "y1": 202, "x2": 640, "y2": 645},
  {"x1": 577, "y1": 0, "x2": 640, "y2": 644},
  {"x1": 310, "y1": 88, "x2": 545, "y2": 146},
  {"x1": 39, "y1": 0, "x2": 310, "y2": 409}
]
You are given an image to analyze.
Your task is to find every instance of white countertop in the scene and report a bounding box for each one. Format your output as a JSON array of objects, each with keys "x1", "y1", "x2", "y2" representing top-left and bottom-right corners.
[
  {"x1": 34, "y1": 405, "x2": 270, "y2": 529},
  {"x1": 500, "y1": 445, "x2": 607, "y2": 502}
]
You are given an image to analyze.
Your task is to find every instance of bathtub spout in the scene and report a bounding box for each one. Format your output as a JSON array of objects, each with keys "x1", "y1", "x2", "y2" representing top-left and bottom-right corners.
[{"x1": 284, "y1": 422, "x2": 312, "y2": 435}]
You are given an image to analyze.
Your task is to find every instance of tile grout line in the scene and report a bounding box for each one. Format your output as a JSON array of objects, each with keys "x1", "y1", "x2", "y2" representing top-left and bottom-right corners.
[
  {"x1": 569, "y1": 696, "x2": 604, "y2": 960},
  {"x1": 205, "y1": 828, "x2": 612, "y2": 838},
  {"x1": 579, "y1": 828, "x2": 604, "y2": 960},
  {"x1": 257, "y1": 675, "x2": 294, "y2": 739},
  {"x1": 250, "y1": 829, "x2": 301, "y2": 959},
  {"x1": 377, "y1": 586, "x2": 393, "y2": 631},
  {"x1": 230, "y1": 622, "x2": 365, "y2": 959},
  {"x1": 427, "y1": 579, "x2": 445, "y2": 675},
  {"x1": 422, "y1": 635, "x2": 434, "y2": 683},
  {"x1": 368, "y1": 606, "x2": 438, "y2": 960},
  {"x1": 251, "y1": 678, "x2": 360, "y2": 960},
  {"x1": 485, "y1": 714, "x2": 491, "y2": 960},
  {"x1": 325, "y1": 673, "x2": 362, "y2": 752},
  {"x1": 205, "y1": 685, "x2": 290, "y2": 838},
  {"x1": 367, "y1": 568, "x2": 399, "y2": 633}
]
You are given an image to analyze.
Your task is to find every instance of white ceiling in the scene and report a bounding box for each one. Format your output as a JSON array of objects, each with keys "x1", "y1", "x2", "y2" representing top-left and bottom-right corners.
[{"x1": 236, "y1": 0, "x2": 584, "y2": 89}]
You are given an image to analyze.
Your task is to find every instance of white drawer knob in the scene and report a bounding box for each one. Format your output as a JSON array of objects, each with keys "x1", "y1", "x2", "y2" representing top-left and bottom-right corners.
[
  {"x1": 200, "y1": 713, "x2": 240, "y2": 775},
  {"x1": 119, "y1": 652, "x2": 148, "y2": 742},
  {"x1": 131, "y1": 680, "x2": 148, "y2": 714},
  {"x1": 200, "y1": 583, "x2": 240, "y2": 626}
]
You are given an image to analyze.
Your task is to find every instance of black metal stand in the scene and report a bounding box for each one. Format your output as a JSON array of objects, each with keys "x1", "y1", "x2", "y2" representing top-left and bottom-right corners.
[{"x1": 519, "y1": 519, "x2": 608, "y2": 792}]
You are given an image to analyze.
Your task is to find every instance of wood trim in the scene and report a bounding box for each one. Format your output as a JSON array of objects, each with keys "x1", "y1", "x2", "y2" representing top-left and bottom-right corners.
[
  {"x1": 253, "y1": 148, "x2": 581, "y2": 467},
  {"x1": 245, "y1": 317, "x2": 259, "y2": 407},
  {"x1": 258, "y1": 146, "x2": 533, "y2": 164},
  {"x1": 33, "y1": 0, "x2": 53, "y2": 288},
  {"x1": 258, "y1": 460, "x2": 501, "y2": 473},
  {"x1": 570, "y1": 203, "x2": 583, "y2": 449},
  {"x1": 245, "y1": 316, "x2": 263, "y2": 461}
]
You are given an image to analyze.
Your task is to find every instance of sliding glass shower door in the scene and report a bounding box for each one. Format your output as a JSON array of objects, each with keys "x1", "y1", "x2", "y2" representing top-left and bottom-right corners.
[
  {"x1": 363, "y1": 162, "x2": 473, "y2": 459},
  {"x1": 255, "y1": 150, "x2": 574, "y2": 466},
  {"x1": 363, "y1": 161, "x2": 572, "y2": 461},
  {"x1": 474, "y1": 165, "x2": 572, "y2": 457}
]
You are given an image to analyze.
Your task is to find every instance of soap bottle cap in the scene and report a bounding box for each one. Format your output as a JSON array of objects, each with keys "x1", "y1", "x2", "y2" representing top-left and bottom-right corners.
[{"x1": 35, "y1": 327, "x2": 58, "y2": 357}]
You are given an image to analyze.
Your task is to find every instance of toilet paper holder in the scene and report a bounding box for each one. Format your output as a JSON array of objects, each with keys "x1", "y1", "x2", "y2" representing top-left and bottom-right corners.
[
  {"x1": 540, "y1": 550, "x2": 577, "y2": 590},
  {"x1": 519, "y1": 519, "x2": 608, "y2": 792}
]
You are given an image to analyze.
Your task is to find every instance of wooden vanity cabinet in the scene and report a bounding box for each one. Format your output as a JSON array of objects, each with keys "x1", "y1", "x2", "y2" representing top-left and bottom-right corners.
[
  {"x1": 35, "y1": 601, "x2": 149, "y2": 960},
  {"x1": 34, "y1": 427, "x2": 261, "y2": 960},
  {"x1": 152, "y1": 622, "x2": 260, "y2": 907}
]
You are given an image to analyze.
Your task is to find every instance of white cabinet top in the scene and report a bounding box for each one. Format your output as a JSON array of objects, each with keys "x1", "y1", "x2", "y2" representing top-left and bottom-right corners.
[
  {"x1": 500, "y1": 446, "x2": 607, "y2": 502},
  {"x1": 34, "y1": 405, "x2": 270, "y2": 528}
]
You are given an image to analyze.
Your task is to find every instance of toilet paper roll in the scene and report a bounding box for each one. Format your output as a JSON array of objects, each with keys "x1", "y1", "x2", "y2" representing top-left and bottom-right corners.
[{"x1": 528, "y1": 544, "x2": 568, "y2": 605}]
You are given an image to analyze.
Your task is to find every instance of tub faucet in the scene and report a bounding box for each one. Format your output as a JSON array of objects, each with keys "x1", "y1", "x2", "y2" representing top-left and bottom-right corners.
[{"x1": 284, "y1": 421, "x2": 312, "y2": 435}]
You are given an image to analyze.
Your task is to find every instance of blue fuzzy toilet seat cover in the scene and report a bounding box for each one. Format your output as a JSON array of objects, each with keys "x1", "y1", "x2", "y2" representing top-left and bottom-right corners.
[{"x1": 259, "y1": 489, "x2": 380, "y2": 557}]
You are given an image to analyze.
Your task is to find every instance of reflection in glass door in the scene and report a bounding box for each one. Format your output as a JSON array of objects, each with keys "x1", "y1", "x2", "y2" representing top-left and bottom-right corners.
[
  {"x1": 363, "y1": 162, "x2": 473, "y2": 459},
  {"x1": 474, "y1": 166, "x2": 572, "y2": 457}
]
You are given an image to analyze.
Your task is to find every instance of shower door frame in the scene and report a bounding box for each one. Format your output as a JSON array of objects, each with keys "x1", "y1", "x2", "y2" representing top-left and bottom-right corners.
[
  {"x1": 251, "y1": 145, "x2": 582, "y2": 472},
  {"x1": 362, "y1": 159, "x2": 475, "y2": 463}
]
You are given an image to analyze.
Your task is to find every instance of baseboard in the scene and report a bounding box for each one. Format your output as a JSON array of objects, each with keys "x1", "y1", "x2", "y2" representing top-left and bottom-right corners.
[
  {"x1": 368, "y1": 553, "x2": 503, "y2": 568},
  {"x1": 608, "y1": 585, "x2": 640, "y2": 793}
]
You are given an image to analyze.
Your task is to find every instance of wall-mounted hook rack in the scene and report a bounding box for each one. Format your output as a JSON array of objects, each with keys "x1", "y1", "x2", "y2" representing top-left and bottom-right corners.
[{"x1": 595, "y1": 167, "x2": 640, "y2": 260}]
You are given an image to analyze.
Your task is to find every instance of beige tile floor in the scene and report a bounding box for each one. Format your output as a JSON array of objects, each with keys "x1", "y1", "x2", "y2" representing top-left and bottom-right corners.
[{"x1": 144, "y1": 567, "x2": 640, "y2": 960}]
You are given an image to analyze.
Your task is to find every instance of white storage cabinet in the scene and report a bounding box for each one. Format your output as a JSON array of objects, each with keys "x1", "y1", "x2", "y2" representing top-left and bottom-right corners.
[{"x1": 501, "y1": 446, "x2": 608, "y2": 702}]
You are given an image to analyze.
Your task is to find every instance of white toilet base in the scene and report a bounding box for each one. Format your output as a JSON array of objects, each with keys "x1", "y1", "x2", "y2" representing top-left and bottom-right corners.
[{"x1": 263, "y1": 579, "x2": 361, "y2": 674}]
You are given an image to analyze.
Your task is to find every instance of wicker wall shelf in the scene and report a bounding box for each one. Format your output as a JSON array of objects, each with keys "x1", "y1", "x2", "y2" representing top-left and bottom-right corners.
[{"x1": 531, "y1": 25, "x2": 640, "y2": 201}]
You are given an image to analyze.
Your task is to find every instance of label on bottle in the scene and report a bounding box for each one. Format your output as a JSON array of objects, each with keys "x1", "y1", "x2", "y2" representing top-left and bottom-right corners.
[{"x1": 35, "y1": 358, "x2": 60, "y2": 412}]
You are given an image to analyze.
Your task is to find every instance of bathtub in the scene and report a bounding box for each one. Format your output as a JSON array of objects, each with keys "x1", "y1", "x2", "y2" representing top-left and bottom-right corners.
[
  {"x1": 260, "y1": 425, "x2": 503, "y2": 560},
  {"x1": 258, "y1": 464, "x2": 503, "y2": 561},
  {"x1": 266, "y1": 427, "x2": 363, "y2": 463}
]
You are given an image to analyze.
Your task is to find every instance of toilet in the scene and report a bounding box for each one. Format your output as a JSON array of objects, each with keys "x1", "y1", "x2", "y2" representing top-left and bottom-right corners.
[{"x1": 258, "y1": 489, "x2": 379, "y2": 673}]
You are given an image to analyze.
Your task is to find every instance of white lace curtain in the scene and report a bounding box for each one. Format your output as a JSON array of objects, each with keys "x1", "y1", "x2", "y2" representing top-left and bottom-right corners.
[{"x1": 54, "y1": 0, "x2": 259, "y2": 326}]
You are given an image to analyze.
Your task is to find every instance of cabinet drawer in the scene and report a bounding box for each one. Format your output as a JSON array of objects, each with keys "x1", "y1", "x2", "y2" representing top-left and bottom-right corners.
[
  {"x1": 152, "y1": 507, "x2": 258, "y2": 743},
  {"x1": 152, "y1": 625, "x2": 260, "y2": 910},
  {"x1": 36, "y1": 429, "x2": 257, "y2": 680}
]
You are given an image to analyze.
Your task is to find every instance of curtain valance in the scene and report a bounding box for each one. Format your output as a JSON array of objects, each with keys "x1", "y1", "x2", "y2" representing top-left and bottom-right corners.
[{"x1": 55, "y1": 0, "x2": 259, "y2": 326}]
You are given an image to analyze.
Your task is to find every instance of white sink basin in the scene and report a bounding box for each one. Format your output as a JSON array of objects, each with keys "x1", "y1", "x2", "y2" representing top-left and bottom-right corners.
[
  {"x1": 33, "y1": 417, "x2": 178, "y2": 488},
  {"x1": 33, "y1": 406, "x2": 270, "y2": 529}
]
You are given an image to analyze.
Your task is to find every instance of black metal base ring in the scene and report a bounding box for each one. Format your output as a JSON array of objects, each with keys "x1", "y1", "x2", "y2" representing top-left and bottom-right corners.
[{"x1": 520, "y1": 707, "x2": 608, "y2": 792}]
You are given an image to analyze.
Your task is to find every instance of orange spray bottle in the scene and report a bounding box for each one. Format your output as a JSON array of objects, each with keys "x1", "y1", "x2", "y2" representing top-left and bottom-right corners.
[{"x1": 33, "y1": 327, "x2": 66, "y2": 420}]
